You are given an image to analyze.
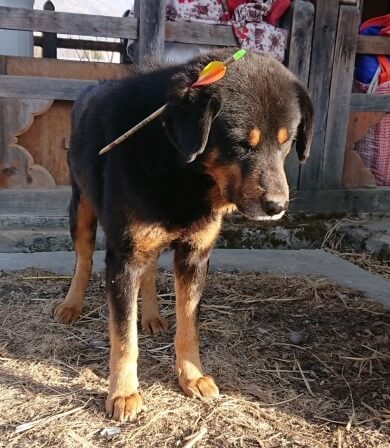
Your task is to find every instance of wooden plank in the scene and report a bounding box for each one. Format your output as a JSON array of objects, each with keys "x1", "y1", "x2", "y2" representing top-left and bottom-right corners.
[
  {"x1": 120, "y1": 9, "x2": 132, "y2": 64},
  {"x1": 34, "y1": 36, "x2": 122, "y2": 53},
  {"x1": 351, "y1": 94, "x2": 390, "y2": 112},
  {"x1": 0, "y1": 56, "x2": 8, "y2": 166},
  {"x1": 0, "y1": 188, "x2": 70, "y2": 216},
  {"x1": 299, "y1": 0, "x2": 340, "y2": 190},
  {"x1": 286, "y1": 0, "x2": 315, "y2": 84},
  {"x1": 1, "y1": 187, "x2": 389, "y2": 215},
  {"x1": 342, "y1": 112, "x2": 382, "y2": 188},
  {"x1": 0, "y1": 6, "x2": 236, "y2": 47},
  {"x1": 6, "y1": 56, "x2": 131, "y2": 80},
  {"x1": 357, "y1": 36, "x2": 390, "y2": 55},
  {"x1": 165, "y1": 20, "x2": 237, "y2": 46},
  {"x1": 134, "y1": 0, "x2": 165, "y2": 64},
  {"x1": 292, "y1": 188, "x2": 390, "y2": 214},
  {"x1": 285, "y1": 0, "x2": 315, "y2": 189},
  {"x1": 0, "y1": 6, "x2": 138, "y2": 39},
  {"x1": 0, "y1": 75, "x2": 97, "y2": 100},
  {"x1": 42, "y1": 1, "x2": 57, "y2": 59},
  {"x1": 18, "y1": 101, "x2": 72, "y2": 185},
  {"x1": 320, "y1": 5, "x2": 360, "y2": 189}
]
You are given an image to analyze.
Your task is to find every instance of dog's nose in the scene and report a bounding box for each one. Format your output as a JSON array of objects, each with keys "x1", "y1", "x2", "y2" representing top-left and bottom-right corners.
[{"x1": 262, "y1": 200, "x2": 288, "y2": 216}]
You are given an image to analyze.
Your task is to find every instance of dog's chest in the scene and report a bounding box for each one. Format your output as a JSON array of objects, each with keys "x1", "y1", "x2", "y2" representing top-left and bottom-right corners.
[{"x1": 129, "y1": 213, "x2": 222, "y2": 253}]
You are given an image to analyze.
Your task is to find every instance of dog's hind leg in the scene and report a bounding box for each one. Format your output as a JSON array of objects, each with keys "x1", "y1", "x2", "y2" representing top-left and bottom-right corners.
[
  {"x1": 54, "y1": 188, "x2": 97, "y2": 324},
  {"x1": 140, "y1": 252, "x2": 168, "y2": 335}
]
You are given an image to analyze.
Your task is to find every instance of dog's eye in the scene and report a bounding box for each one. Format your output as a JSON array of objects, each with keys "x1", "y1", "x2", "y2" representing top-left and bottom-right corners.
[{"x1": 240, "y1": 141, "x2": 252, "y2": 151}]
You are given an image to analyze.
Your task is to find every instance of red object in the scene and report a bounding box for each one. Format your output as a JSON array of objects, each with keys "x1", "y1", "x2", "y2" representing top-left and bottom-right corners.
[
  {"x1": 225, "y1": 0, "x2": 248, "y2": 18},
  {"x1": 360, "y1": 14, "x2": 390, "y2": 84},
  {"x1": 355, "y1": 81, "x2": 390, "y2": 186},
  {"x1": 265, "y1": 0, "x2": 291, "y2": 26},
  {"x1": 355, "y1": 13, "x2": 390, "y2": 185}
]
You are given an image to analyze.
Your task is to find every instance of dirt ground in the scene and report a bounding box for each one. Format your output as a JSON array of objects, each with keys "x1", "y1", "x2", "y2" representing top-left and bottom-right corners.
[{"x1": 0, "y1": 269, "x2": 389, "y2": 448}]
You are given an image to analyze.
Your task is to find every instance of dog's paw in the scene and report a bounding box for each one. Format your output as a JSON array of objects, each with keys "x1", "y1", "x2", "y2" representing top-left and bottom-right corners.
[
  {"x1": 141, "y1": 316, "x2": 168, "y2": 335},
  {"x1": 105, "y1": 392, "x2": 142, "y2": 422},
  {"x1": 54, "y1": 303, "x2": 81, "y2": 324},
  {"x1": 179, "y1": 375, "x2": 219, "y2": 398}
]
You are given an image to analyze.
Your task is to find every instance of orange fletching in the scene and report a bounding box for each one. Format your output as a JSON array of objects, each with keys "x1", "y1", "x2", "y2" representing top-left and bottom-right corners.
[{"x1": 192, "y1": 61, "x2": 226, "y2": 88}]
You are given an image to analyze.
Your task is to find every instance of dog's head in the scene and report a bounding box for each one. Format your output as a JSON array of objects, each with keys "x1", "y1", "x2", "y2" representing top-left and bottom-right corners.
[{"x1": 163, "y1": 50, "x2": 313, "y2": 221}]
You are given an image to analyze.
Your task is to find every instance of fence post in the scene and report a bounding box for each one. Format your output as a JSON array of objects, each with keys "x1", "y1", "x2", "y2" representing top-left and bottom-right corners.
[
  {"x1": 0, "y1": 56, "x2": 10, "y2": 181},
  {"x1": 42, "y1": 0, "x2": 58, "y2": 59},
  {"x1": 121, "y1": 9, "x2": 132, "y2": 64},
  {"x1": 133, "y1": 0, "x2": 166, "y2": 65}
]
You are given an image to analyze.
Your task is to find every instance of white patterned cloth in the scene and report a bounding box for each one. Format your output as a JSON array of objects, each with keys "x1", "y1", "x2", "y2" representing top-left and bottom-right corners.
[{"x1": 129, "y1": 0, "x2": 289, "y2": 63}]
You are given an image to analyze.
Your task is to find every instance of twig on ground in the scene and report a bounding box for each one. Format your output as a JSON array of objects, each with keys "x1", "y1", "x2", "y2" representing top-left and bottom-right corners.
[{"x1": 182, "y1": 427, "x2": 208, "y2": 448}]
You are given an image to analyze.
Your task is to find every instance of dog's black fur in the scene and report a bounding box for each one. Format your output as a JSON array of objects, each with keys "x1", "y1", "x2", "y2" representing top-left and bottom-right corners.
[{"x1": 56, "y1": 49, "x2": 314, "y2": 422}]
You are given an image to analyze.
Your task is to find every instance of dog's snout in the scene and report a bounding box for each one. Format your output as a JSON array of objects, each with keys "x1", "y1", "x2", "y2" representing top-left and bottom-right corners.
[{"x1": 262, "y1": 200, "x2": 288, "y2": 216}]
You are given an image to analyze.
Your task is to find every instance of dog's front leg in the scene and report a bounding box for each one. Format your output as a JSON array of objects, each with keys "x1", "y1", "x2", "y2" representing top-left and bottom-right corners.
[
  {"x1": 105, "y1": 249, "x2": 146, "y2": 422},
  {"x1": 174, "y1": 243, "x2": 219, "y2": 398}
]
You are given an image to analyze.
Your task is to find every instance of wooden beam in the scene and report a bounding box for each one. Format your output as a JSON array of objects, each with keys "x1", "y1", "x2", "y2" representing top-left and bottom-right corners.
[
  {"x1": 0, "y1": 188, "x2": 70, "y2": 216},
  {"x1": 34, "y1": 36, "x2": 122, "y2": 53},
  {"x1": 42, "y1": 1, "x2": 57, "y2": 59},
  {"x1": 134, "y1": 0, "x2": 165, "y2": 64},
  {"x1": 0, "y1": 6, "x2": 236, "y2": 47},
  {"x1": 0, "y1": 75, "x2": 97, "y2": 100},
  {"x1": 1, "y1": 187, "x2": 389, "y2": 215},
  {"x1": 0, "y1": 6, "x2": 138, "y2": 39},
  {"x1": 299, "y1": 0, "x2": 340, "y2": 191},
  {"x1": 351, "y1": 93, "x2": 390, "y2": 112},
  {"x1": 357, "y1": 36, "x2": 390, "y2": 55},
  {"x1": 320, "y1": 5, "x2": 360, "y2": 189},
  {"x1": 285, "y1": 0, "x2": 315, "y2": 189},
  {"x1": 165, "y1": 20, "x2": 237, "y2": 46},
  {"x1": 292, "y1": 188, "x2": 390, "y2": 214},
  {"x1": 0, "y1": 57, "x2": 8, "y2": 166}
]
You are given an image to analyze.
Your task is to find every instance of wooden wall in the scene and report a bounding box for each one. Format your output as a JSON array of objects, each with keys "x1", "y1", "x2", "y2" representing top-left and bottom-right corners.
[{"x1": 2, "y1": 57, "x2": 132, "y2": 187}]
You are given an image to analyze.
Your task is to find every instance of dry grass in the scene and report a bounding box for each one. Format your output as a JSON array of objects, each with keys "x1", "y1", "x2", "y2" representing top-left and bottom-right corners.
[
  {"x1": 320, "y1": 217, "x2": 390, "y2": 280},
  {"x1": 331, "y1": 251, "x2": 390, "y2": 280},
  {"x1": 0, "y1": 269, "x2": 389, "y2": 448}
]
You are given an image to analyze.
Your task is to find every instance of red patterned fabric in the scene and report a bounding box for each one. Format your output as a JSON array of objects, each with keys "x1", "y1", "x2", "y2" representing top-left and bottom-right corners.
[
  {"x1": 165, "y1": 0, "x2": 288, "y2": 61},
  {"x1": 265, "y1": 0, "x2": 291, "y2": 26},
  {"x1": 355, "y1": 81, "x2": 390, "y2": 186},
  {"x1": 231, "y1": 1, "x2": 287, "y2": 61}
]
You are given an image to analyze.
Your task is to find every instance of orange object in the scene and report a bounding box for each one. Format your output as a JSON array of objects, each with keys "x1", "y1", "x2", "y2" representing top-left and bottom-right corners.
[{"x1": 192, "y1": 61, "x2": 226, "y2": 88}]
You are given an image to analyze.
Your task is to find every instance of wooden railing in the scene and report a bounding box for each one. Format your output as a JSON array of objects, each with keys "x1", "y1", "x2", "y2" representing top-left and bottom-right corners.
[
  {"x1": 0, "y1": 2, "x2": 311, "y2": 101},
  {"x1": 0, "y1": 3, "x2": 239, "y2": 102}
]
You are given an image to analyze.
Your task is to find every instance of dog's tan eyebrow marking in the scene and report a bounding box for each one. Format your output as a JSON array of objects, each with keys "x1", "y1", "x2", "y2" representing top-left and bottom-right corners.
[
  {"x1": 248, "y1": 128, "x2": 261, "y2": 147},
  {"x1": 277, "y1": 128, "x2": 288, "y2": 145}
]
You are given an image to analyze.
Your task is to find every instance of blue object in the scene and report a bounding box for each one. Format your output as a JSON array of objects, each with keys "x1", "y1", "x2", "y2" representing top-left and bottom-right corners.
[{"x1": 355, "y1": 26, "x2": 390, "y2": 84}]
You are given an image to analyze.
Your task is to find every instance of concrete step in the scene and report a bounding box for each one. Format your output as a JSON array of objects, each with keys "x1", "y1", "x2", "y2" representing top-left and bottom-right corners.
[
  {"x1": 0, "y1": 228, "x2": 105, "y2": 253},
  {"x1": 0, "y1": 215, "x2": 69, "y2": 230}
]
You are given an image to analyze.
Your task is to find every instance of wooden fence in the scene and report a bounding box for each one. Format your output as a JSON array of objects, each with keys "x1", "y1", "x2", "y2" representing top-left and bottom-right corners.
[{"x1": 0, "y1": 0, "x2": 390, "y2": 214}]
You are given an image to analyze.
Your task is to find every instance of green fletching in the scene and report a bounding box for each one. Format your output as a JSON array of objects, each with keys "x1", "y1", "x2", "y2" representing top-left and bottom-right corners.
[{"x1": 232, "y1": 49, "x2": 246, "y2": 61}]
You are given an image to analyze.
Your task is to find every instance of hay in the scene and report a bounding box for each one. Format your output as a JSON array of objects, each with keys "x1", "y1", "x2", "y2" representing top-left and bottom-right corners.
[
  {"x1": 0, "y1": 269, "x2": 389, "y2": 447},
  {"x1": 331, "y1": 251, "x2": 390, "y2": 280},
  {"x1": 319, "y1": 217, "x2": 390, "y2": 280}
]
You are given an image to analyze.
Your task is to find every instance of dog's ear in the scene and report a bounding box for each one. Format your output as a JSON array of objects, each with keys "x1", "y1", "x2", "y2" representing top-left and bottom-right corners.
[
  {"x1": 163, "y1": 76, "x2": 221, "y2": 163},
  {"x1": 295, "y1": 83, "x2": 314, "y2": 162}
]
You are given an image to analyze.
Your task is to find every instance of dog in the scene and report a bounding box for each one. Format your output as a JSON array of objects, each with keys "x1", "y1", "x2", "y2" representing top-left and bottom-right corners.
[{"x1": 54, "y1": 49, "x2": 313, "y2": 422}]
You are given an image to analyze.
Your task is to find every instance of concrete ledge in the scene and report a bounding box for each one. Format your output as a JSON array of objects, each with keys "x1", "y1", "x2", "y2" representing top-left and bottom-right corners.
[
  {"x1": 0, "y1": 249, "x2": 389, "y2": 308},
  {"x1": 1, "y1": 188, "x2": 390, "y2": 215}
]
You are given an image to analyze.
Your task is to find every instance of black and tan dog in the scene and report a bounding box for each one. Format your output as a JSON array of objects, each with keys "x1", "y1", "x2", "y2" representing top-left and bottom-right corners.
[{"x1": 54, "y1": 49, "x2": 313, "y2": 422}]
